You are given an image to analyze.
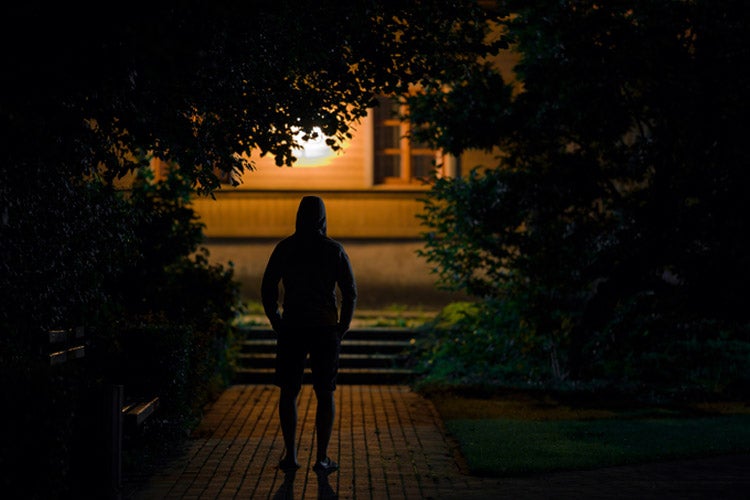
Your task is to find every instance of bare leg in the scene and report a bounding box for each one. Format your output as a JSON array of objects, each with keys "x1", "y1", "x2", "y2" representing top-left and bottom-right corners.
[
  {"x1": 314, "y1": 389, "x2": 335, "y2": 463},
  {"x1": 279, "y1": 387, "x2": 300, "y2": 465}
]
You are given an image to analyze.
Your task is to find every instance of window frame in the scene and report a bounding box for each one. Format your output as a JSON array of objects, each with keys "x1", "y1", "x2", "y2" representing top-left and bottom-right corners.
[{"x1": 372, "y1": 96, "x2": 444, "y2": 186}]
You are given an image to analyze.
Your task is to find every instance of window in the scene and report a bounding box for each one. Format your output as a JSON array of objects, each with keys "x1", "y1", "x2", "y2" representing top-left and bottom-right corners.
[{"x1": 373, "y1": 95, "x2": 443, "y2": 185}]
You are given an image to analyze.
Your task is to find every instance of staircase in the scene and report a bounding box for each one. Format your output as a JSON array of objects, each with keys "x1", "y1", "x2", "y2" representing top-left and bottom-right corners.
[{"x1": 233, "y1": 327, "x2": 420, "y2": 385}]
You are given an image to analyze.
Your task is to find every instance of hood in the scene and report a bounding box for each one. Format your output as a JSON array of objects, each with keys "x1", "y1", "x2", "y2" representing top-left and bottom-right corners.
[{"x1": 295, "y1": 195, "x2": 327, "y2": 237}]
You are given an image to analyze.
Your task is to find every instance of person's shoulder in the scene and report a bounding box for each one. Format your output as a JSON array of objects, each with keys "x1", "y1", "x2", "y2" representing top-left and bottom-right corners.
[
  {"x1": 309, "y1": 235, "x2": 344, "y2": 254},
  {"x1": 271, "y1": 235, "x2": 296, "y2": 252},
  {"x1": 322, "y1": 236, "x2": 345, "y2": 249},
  {"x1": 323, "y1": 237, "x2": 351, "y2": 258}
]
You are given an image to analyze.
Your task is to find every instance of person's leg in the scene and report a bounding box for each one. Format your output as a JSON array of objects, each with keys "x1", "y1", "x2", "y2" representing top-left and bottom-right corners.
[
  {"x1": 314, "y1": 388, "x2": 335, "y2": 463},
  {"x1": 310, "y1": 328, "x2": 341, "y2": 473},
  {"x1": 279, "y1": 386, "x2": 300, "y2": 466},
  {"x1": 275, "y1": 328, "x2": 306, "y2": 469}
]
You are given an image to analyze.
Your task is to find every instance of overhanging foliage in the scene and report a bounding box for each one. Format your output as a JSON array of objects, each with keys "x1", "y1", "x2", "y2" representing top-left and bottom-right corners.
[
  {"x1": 3, "y1": 0, "x2": 502, "y2": 193},
  {"x1": 416, "y1": 0, "x2": 750, "y2": 395}
]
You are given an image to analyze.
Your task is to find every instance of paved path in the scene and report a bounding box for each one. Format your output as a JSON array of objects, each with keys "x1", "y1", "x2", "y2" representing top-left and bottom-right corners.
[{"x1": 126, "y1": 384, "x2": 750, "y2": 499}]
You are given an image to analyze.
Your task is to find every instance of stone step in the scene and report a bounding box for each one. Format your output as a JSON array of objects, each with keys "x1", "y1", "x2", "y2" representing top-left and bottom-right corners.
[
  {"x1": 233, "y1": 367, "x2": 415, "y2": 385},
  {"x1": 239, "y1": 338, "x2": 414, "y2": 355},
  {"x1": 234, "y1": 326, "x2": 420, "y2": 385},
  {"x1": 238, "y1": 326, "x2": 416, "y2": 341},
  {"x1": 237, "y1": 352, "x2": 410, "y2": 369}
]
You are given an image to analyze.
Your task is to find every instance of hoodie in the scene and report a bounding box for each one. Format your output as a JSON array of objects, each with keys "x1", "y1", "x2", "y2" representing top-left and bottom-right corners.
[{"x1": 261, "y1": 196, "x2": 357, "y2": 331}]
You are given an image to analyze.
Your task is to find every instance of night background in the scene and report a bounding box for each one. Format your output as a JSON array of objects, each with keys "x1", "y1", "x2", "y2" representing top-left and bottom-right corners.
[{"x1": 2, "y1": 1, "x2": 748, "y2": 498}]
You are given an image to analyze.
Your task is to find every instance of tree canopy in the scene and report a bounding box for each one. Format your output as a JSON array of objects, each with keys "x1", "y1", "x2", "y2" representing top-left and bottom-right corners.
[
  {"x1": 415, "y1": 0, "x2": 750, "y2": 393},
  {"x1": 2, "y1": 4, "x2": 508, "y2": 495},
  {"x1": 1, "y1": 0, "x2": 503, "y2": 331},
  {"x1": 3, "y1": 0, "x2": 502, "y2": 193}
]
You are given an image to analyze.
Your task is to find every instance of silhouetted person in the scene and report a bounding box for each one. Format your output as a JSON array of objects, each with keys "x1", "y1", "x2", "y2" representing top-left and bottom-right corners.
[{"x1": 262, "y1": 195, "x2": 357, "y2": 476}]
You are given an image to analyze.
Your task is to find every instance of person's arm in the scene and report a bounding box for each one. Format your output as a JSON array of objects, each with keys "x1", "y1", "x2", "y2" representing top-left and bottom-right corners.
[
  {"x1": 261, "y1": 246, "x2": 284, "y2": 333},
  {"x1": 337, "y1": 248, "x2": 357, "y2": 338}
]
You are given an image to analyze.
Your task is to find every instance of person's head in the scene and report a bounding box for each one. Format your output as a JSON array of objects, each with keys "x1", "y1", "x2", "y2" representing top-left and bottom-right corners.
[{"x1": 295, "y1": 195, "x2": 327, "y2": 237}]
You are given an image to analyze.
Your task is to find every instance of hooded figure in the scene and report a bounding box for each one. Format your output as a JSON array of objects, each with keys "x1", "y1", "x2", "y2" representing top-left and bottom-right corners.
[
  {"x1": 261, "y1": 195, "x2": 357, "y2": 475},
  {"x1": 262, "y1": 195, "x2": 357, "y2": 331}
]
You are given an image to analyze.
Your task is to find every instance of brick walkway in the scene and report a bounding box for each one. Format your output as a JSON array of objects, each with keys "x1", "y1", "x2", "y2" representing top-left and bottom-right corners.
[
  {"x1": 127, "y1": 384, "x2": 750, "y2": 500},
  {"x1": 128, "y1": 385, "x2": 472, "y2": 499}
]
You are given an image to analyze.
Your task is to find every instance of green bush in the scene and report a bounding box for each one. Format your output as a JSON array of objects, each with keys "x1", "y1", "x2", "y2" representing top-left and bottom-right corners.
[
  {"x1": 415, "y1": 299, "x2": 750, "y2": 402},
  {"x1": 415, "y1": 2, "x2": 750, "y2": 402},
  {"x1": 1, "y1": 166, "x2": 137, "y2": 498},
  {"x1": 101, "y1": 167, "x2": 243, "y2": 431},
  {"x1": 585, "y1": 297, "x2": 750, "y2": 401},
  {"x1": 1, "y1": 166, "x2": 242, "y2": 497},
  {"x1": 414, "y1": 300, "x2": 550, "y2": 390}
]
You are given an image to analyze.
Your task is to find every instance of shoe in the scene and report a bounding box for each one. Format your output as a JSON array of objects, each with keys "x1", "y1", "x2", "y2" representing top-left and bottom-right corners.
[
  {"x1": 312, "y1": 457, "x2": 339, "y2": 475},
  {"x1": 278, "y1": 457, "x2": 301, "y2": 472}
]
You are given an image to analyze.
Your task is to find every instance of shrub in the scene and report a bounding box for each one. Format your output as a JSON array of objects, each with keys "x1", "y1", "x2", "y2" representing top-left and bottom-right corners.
[
  {"x1": 100, "y1": 167, "x2": 243, "y2": 432},
  {"x1": 415, "y1": 299, "x2": 750, "y2": 402},
  {"x1": 414, "y1": 300, "x2": 552, "y2": 391},
  {"x1": 0, "y1": 166, "x2": 242, "y2": 497}
]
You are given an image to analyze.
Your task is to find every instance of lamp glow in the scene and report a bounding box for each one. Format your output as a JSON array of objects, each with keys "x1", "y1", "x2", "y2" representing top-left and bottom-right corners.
[{"x1": 293, "y1": 127, "x2": 339, "y2": 166}]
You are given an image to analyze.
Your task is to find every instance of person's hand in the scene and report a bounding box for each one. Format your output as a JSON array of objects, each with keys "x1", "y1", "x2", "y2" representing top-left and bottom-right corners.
[
  {"x1": 337, "y1": 323, "x2": 349, "y2": 340},
  {"x1": 271, "y1": 318, "x2": 284, "y2": 334}
]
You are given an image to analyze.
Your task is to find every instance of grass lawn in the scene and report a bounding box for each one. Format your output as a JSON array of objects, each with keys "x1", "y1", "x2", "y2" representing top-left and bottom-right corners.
[{"x1": 429, "y1": 391, "x2": 750, "y2": 477}]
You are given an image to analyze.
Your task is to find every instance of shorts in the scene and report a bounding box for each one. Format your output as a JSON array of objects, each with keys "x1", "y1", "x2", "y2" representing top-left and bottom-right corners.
[{"x1": 274, "y1": 325, "x2": 341, "y2": 393}]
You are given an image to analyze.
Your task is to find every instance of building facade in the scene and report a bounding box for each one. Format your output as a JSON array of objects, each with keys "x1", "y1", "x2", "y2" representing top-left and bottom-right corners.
[{"x1": 192, "y1": 51, "x2": 518, "y2": 309}]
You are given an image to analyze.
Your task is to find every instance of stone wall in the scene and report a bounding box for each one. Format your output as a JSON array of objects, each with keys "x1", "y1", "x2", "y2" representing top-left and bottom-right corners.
[{"x1": 203, "y1": 238, "x2": 469, "y2": 310}]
